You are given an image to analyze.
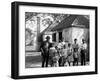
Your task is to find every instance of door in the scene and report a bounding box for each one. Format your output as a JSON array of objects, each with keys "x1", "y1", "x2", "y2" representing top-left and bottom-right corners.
[{"x1": 59, "y1": 32, "x2": 62, "y2": 41}]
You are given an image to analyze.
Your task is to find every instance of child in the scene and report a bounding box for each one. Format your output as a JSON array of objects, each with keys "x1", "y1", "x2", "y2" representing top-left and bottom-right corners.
[
  {"x1": 49, "y1": 44, "x2": 59, "y2": 67},
  {"x1": 67, "y1": 43, "x2": 73, "y2": 66},
  {"x1": 58, "y1": 47, "x2": 63, "y2": 67},
  {"x1": 61, "y1": 45, "x2": 68, "y2": 66}
]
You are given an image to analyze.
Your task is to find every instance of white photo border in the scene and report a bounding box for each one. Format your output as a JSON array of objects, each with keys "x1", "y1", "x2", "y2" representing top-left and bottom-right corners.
[{"x1": 18, "y1": 5, "x2": 96, "y2": 76}]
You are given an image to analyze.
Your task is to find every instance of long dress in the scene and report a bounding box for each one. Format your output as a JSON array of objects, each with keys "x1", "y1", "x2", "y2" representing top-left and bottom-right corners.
[
  {"x1": 49, "y1": 47, "x2": 59, "y2": 67},
  {"x1": 67, "y1": 47, "x2": 73, "y2": 62}
]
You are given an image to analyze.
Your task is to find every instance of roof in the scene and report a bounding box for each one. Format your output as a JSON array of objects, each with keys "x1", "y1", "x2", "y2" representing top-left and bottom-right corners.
[
  {"x1": 51, "y1": 15, "x2": 77, "y2": 31},
  {"x1": 72, "y1": 15, "x2": 89, "y2": 28},
  {"x1": 51, "y1": 15, "x2": 89, "y2": 31}
]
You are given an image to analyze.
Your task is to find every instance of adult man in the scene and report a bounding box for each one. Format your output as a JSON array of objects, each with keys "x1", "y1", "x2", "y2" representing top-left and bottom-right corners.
[
  {"x1": 72, "y1": 38, "x2": 79, "y2": 66},
  {"x1": 80, "y1": 39, "x2": 87, "y2": 65},
  {"x1": 40, "y1": 36, "x2": 51, "y2": 67}
]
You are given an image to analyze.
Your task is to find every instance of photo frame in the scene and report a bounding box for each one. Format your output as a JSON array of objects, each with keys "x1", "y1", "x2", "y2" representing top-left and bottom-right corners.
[{"x1": 11, "y1": 1, "x2": 98, "y2": 79}]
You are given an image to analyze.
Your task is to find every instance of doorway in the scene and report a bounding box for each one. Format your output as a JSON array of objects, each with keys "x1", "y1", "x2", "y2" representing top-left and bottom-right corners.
[
  {"x1": 59, "y1": 32, "x2": 62, "y2": 41},
  {"x1": 52, "y1": 33, "x2": 56, "y2": 42}
]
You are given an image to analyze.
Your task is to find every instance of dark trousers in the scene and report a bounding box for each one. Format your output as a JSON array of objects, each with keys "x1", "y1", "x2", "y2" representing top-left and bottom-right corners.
[
  {"x1": 42, "y1": 55, "x2": 49, "y2": 67},
  {"x1": 59, "y1": 57, "x2": 62, "y2": 66},
  {"x1": 68, "y1": 61, "x2": 71, "y2": 66},
  {"x1": 73, "y1": 58, "x2": 78, "y2": 66},
  {"x1": 59, "y1": 56, "x2": 66, "y2": 66},
  {"x1": 73, "y1": 52, "x2": 78, "y2": 66},
  {"x1": 81, "y1": 50, "x2": 86, "y2": 65}
]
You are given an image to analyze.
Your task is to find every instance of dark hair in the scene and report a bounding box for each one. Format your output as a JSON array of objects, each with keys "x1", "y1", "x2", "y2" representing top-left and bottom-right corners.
[
  {"x1": 46, "y1": 36, "x2": 50, "y2": 39},
  {"x1": 68, "y1": 43, "x2": 71, "y2": 47},
  {"x1": 51, "y1": 43, "x2": 54, "y2": 47},
  {"x1": 63, "y1": 45, "x2": 66, "y2": 48},
  {"x1": 74, "y1": 38, "x2": 77, "y2": 41},
  {"x1": 82, "y1": 39, "x2": 85, "y2": 41},
  {"x1": 55, "y1": 46, "x2": 58, "y2": 49},
  {"x1": 59, "y1": 40, "x2": 61, "y2": 42}
]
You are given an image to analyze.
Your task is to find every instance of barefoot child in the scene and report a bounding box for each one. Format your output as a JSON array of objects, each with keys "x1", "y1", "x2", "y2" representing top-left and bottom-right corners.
[
  {"x1": 67, "y1": 43, "x2": 73, "y2": 66},
  {"x1": 49, "y1": 44, "x2": 59, "y2": 67}
]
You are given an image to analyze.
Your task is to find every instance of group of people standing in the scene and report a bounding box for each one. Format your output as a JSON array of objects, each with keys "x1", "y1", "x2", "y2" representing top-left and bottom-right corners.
[{"x1": 40, "y1": 36, "x2": 87, "y2": 67}]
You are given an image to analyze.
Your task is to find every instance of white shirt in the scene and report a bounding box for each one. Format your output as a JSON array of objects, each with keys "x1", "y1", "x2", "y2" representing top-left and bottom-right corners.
[
  {"x1": 80, "y1": 43, "x2": 87, "y2": 50},
  {"x1": 57, "y1": 43, "x2": 63, "y2": 49},
  {"x1": 61, "y1": 41, "x2": 66, "y2": 46},
  {"x1": 62, "y1": 48, "x2": 68, "y2": 57},
  {"x1": 49, "y1": 47, "x2": 57, "y2": 57}
]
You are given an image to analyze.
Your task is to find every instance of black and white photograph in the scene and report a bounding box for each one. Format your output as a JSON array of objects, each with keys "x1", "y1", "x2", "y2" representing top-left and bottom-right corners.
[
  {"x1": 11, "y1": 1, "x2": 97, "y2": 79},
  {"x1": 25, "y1": 12, "x2": 90, "y2": 68}
]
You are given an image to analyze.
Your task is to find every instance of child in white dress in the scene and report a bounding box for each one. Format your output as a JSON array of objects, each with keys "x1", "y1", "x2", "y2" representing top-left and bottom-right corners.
[
  {"x1": 49, "y1": 44, "x2": 59, "y2": 67},
  {"x1": 67, "y1": 43, "x2": 73, "y2": 66}
]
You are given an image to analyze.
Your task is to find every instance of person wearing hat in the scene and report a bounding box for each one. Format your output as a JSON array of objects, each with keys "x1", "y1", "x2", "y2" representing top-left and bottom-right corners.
[
  {"x1": 40, "y1": 36, "x2": 51, "y2": 67},
  {"x1": 80, "y1": 39, "x2": 87, "y2": 65}
]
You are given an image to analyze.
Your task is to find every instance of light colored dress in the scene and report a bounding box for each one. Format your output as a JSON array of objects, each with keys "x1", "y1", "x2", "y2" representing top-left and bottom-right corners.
[
  {"x1": 67, "y1": 47, "x2": 73, "y2": 62},
  {"x1": 49, "y1": 47, "x2": 59, "y2": 67},
  {"x1": 62, "y1": 48, "x2": 68, "y2": 58},
  {"x1": 49, "y1": 47, "x2": 56, "y2": 57}
]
